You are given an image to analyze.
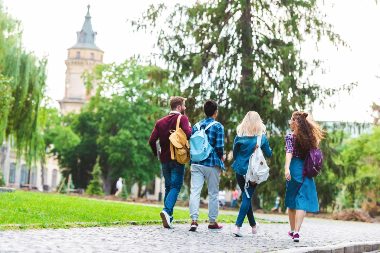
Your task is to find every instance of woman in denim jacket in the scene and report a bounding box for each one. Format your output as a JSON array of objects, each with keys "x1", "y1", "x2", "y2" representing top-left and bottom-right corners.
[{"x1": 231, "y1": 111, "x2": 272, "y2": 237}]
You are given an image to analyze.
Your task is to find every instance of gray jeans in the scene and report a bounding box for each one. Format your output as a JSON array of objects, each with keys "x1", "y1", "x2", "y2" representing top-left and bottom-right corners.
[{"x1": 189, "y1": 164, "x2": 221, "y2": 222}]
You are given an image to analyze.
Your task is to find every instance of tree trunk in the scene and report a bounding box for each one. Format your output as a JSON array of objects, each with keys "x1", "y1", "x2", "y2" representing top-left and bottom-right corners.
[
  {"x1": 103, "y1": 172, "x2": 113, "y2": 195},
  {"x1": 40, "y1": 160, "x2": 46, "y2": 190},
  {"x1": 137, "y1": 182, "x2": 143, "y2": 198},
  {"x1": 0, "y1": 143, "x2": 6, "y2": 171},
  {"x1": 238, "y1": 0, "x2": 255, "y2": 111}
]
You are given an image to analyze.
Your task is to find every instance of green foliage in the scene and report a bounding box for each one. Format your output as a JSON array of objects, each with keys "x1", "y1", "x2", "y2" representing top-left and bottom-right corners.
[
  {"x1": 51, "y1": 59, "x2": 177, "y2": 194},
  {"x1": 86, "y1": 160, "x2": 104, "y2": 196},
  {"x1": 337, "y1": 127, "x2": 380, "y2": 210},
  {"x1": 0, "y1": 74, "x2": 13, "y2": 140},
  {"x1": 88, "y1": 59, "x2": 178, "y2": 194},
  {"x1": 0, "y1": 170, "x2": 5, "y2": 186},
  {"x1": 133, "y1": 0, "x2": 351, "y2": 209},
  {"x1": 133, "y1": 0, "x2": 347, "y2": 132},
  {"x1": 0, "y1": 3, "x2": 47, "y2": 163},
  {"x1": 120, "y1": 180, "x2": 129, "y2": 199}
]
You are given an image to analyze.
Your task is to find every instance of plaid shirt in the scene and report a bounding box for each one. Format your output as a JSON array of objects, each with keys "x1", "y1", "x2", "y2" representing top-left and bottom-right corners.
[
  {"x1": 191, "y1": 117, "x2": 225, "y2": 170},
  {"x1": 285, "y1": 133, "x2": 302, "y2": 158}
]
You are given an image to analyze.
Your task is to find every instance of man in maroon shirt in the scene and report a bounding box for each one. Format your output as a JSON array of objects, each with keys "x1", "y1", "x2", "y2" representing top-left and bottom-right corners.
[{"x1": 149, "y1": 96, "x2": 192, "y2": 228}]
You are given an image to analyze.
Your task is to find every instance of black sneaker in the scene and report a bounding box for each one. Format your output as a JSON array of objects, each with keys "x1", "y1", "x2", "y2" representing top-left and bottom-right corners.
[{"x1": 189, "y1": 221, "x2": 198, "y2": 232}]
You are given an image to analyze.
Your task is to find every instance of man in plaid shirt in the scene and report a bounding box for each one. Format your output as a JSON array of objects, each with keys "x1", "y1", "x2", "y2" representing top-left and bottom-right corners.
[{"x1": 189, "y1": 100, "x2": 225, "y2": 232}]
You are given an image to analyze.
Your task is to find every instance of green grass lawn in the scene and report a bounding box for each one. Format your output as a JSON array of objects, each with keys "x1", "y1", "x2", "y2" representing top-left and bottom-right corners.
[{"x1": 0, "y1": 191, "x2": 240, "y2": 230}]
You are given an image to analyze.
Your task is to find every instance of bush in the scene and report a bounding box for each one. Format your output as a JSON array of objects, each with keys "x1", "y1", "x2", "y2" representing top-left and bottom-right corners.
[
  {"x1": 0, "y1": 170, "x2": 5, "y2": 186},
  {"x1": 120, "y1": 181, "x2": 128, "y2": 199},
  {"x1": 86, "y1": 160, "x2": 104, "y2": 196}
]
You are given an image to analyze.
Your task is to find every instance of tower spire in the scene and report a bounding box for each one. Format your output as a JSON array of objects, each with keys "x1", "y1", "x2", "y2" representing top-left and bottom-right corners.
[{"x1": 70, "y1": 5, "x2": 101, "y2": 50}]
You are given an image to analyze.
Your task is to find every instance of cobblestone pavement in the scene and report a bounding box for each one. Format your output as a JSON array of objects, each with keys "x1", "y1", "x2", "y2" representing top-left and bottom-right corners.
[{"x1": 0, "y1": 216, "x2": 379, "y2": 253}]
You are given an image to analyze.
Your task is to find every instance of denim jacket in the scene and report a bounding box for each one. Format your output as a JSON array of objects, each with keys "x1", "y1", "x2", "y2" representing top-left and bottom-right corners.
[{"x1": 232, "y1": 134, "x2": 273, "y2": 176}]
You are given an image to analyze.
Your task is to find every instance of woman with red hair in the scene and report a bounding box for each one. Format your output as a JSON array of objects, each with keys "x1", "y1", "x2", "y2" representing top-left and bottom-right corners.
[{"x1": 284, "y1": 111, "x2": 324, "y2": 242}]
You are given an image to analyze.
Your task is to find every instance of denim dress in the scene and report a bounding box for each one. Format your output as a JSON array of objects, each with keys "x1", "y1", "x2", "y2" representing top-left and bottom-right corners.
[{"x1": 284, "y1": 133, "x2": 319, "y2": 213}]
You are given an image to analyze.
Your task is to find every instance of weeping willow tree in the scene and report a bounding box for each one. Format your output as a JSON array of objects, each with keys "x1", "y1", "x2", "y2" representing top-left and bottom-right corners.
[{"x1": 0, "y1": 2, "x2": 47, "y2": 165}]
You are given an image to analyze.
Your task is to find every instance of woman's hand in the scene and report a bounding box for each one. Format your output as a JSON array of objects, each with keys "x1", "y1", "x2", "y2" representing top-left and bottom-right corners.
[
  {"x1": 285, "y1": 168, "x2": 291, "y2": 181},
  {"x1": 284, "y1": 152, "x2": 292, "y2": 181}
]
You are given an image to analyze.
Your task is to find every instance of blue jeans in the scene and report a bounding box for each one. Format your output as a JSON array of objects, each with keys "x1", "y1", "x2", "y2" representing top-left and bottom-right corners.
[
  {"x1": 235, "y1": 173, "x2": 256, "y2": 227},
  {"x1": 162, "y1": 161, "x2": 185, "y2": 217}
]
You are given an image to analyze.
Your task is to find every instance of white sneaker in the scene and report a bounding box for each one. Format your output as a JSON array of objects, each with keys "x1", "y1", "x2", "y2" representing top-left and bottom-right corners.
[
  {"x1": 160, "y1": 210, "x2": 173, "y2": 229},
  {"x1": 252, "y1": 222, "x2": 259, "y2": 234},
  {"x1": 233, "y1": 226, "x2": 243, "y2": 237}
]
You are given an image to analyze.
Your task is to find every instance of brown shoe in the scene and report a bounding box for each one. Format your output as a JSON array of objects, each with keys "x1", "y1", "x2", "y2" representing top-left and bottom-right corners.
[
  {"x1": 208, "y1": 222, "x2": 223, "y2": 230},
  {"x1": 189, "y1": 220, "x2": 198, "y2": 232}
]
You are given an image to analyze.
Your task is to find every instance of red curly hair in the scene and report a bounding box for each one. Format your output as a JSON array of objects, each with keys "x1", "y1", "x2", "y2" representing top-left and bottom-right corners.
[{"x1": 291, "y1": 111, "x2": 324, "y2": 157}]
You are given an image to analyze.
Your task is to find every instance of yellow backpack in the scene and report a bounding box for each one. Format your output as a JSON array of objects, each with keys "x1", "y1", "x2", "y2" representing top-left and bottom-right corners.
[{"x1": 169, "y1": 115, "x2": 190, "y2": 164}]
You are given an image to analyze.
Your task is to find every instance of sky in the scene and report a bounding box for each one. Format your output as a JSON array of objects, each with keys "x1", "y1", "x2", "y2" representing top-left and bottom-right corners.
[{"x1": 2, "y1": 0, "x2": 380, "y2": 123}]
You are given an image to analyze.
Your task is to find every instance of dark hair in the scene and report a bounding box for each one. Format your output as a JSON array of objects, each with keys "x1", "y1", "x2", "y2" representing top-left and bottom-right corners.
[
  {"x1": 292, "y1": 111, "x2": 324, "y2": 157},
  {"x1": 170, "y1": 96, "x2": 186, "y2": 110},
  {"x1": 204, "y1": 100, "x2": 218, "y2": 117}
]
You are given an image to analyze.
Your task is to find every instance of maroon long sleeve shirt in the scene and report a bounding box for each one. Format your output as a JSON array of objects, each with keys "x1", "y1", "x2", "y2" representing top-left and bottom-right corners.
[{"x1": 148, "y1": 113, "x2": 192, "y2": 163}]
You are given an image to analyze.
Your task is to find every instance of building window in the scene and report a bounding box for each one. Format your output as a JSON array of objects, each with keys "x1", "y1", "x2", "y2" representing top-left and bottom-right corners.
[
  {"x1": 20, "y1": 164, "x2": 29, "y2": 185},
  {"x1": 52, "y1": 169, "x2": 58, "y2": 188},
  {"x1": 9, "y1": 163, "x2": 16, "y2": 184},
  {"x1": 90, "y1": 52, "x2": 94, "y2": 60},
  {"x1": 76, "y1": 51, "x2": 80, "y2": 59}
]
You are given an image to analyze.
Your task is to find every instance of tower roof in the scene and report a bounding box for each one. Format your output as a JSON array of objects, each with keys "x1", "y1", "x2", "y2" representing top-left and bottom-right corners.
[{"x1": 70, "y1": 5, "x2": 102, "y2": 51}]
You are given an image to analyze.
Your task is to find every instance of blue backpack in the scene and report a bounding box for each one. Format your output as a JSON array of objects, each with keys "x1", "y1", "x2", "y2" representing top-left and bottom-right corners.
[{"x1": 190, "y1": 121, "x2": 218, "y2": 162}]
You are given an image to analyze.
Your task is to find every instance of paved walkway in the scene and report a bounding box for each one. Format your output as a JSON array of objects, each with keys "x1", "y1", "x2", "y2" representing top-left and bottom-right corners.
[{"x1": 0, "y1": 215, "x2": 379, "y2": 252}]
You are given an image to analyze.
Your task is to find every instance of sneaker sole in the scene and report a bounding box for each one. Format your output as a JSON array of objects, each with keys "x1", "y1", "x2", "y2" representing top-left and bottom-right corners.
[
  {"x1": 208, "y1": 228, "x2": 223, "y2": 231},
  {"x1": 293, "y1": 239, "x2": 299, "y2": 242},
  {"x1": 233, "y1": 232, "x2": 243, "y2": 237},
  {"x1": 160, "y1": 212, "x2": 170, "y2": 229}
]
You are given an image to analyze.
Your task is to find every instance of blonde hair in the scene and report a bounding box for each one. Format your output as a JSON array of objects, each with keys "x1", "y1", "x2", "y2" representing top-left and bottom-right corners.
[{"x1": 237, "y1": 111, "x2": 266, "y2": 137}]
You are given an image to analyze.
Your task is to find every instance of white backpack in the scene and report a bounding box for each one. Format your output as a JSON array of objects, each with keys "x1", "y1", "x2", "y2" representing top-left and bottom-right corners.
[{"x1": 244, "y1": 134, "x2": 270, "y2": 198}]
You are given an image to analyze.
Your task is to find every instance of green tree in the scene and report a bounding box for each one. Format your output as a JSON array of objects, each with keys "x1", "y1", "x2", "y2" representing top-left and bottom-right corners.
[
  {"x1": 0, "y1": 3, "x2": 47, "y2": 163},
  {"x1": 133, "y1": 0, "x2": 350, "y2": 208},
  {"x1": 86, "y1": 158, "x2": 104, "y2": 196},
  {"x1": 51, "y1": 59, "x2": 178, "y2": 195},
  {"x1": 87, "y1": 59, "x2": 178, "y2": 194},
  {"x1": 338, "y1": 127, "x2": 380, "y2": 211}
]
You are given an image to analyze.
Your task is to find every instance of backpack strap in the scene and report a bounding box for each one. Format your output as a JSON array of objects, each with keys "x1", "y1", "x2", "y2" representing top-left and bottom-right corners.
[
  {"x1": 170, "y1": 143, "x2": 175, "y2": 160},
  {"x1": 205, "y1": 121, "x2": 218, "y2": 131},
  {"x1": 194, "y1": 122, "x2": 201, "y2": 131},
  {"x1": 256, "y1": 134, "x2": 262, "y2": 149},
  {"x1": 176, "y1": 115, "x2": 182, "y2": 130}
]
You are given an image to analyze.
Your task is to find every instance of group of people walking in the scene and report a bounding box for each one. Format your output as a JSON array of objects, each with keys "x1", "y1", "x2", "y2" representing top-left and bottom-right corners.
[{"x1": 148, "y1": 96, "x2": 324, "y2": 242}]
